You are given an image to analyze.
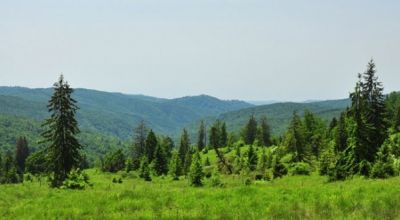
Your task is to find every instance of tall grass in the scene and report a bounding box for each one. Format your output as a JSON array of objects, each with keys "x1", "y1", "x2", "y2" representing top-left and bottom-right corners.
[{"x1": 0, "y1": 170, "x2": 399, "y2": 219}]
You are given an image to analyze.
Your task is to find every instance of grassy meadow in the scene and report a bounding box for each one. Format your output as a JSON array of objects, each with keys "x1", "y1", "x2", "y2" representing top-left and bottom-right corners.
[{"x1": 1, "y1": 169, "x2": 400, "y2": 220}]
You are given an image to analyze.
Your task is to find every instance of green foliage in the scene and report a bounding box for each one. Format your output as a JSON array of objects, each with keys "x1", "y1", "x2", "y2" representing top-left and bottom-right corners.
[
  {"x1": 257, "y1": 116, "x2": 271, "y2": 146},
  {"x1": 289, "y1": 162, "x2": 311, "y2": 176},
  {"x1": 178, "y1": 129, "x2": 190, "y2": 170},
  {"x1": 125, "y1": 158, "x2": 134, "y2": 173},
  {"x1": 189, "y1": 151, "x2": 204, "y2": 187},
  {"x1": 139, "y1": 157, "x2": 152, "y2": 181},
  {"x1": 101, "y1": 149, "x2": 126, "y2": 173},
  {"x1": 25, "y1": 150, "x2": 48, "y2": 175},
  {"x1": 168, "y1": 152, "x2": 181, "y2": 180},
  {"x1": 152, "y1": 144, "x2": 168, "y2": 176},
  {"x1": 370, "y1": 144, "x2": 395, "y2": 179},
  {"x1": 41, "y1": 75, "x2": 82, "y2": 187},
  {"x1": 243, "y1": 115, "x2": 258, "y2": 145},
  {"x1": 60, "y1": 169, "x2": 91, "y2": 190},
  {"x1": 284, "y1": 111, "x2": 307, "y2": 162},
  {"x1": 197, "y1": 120, "x2": 206, "y2": 151},
  {"x1": 15, "y1": 136, "x2": 29, "y2": 173},
  {"x1": 246, "y1": 145, "x2": 258, "y2": 171},
  {"x1": 145, "y1": 130, "x2": 157, "y2": 162},
  {"x1": 0, "y1": 152, "x2": 22, "y2": 184}
]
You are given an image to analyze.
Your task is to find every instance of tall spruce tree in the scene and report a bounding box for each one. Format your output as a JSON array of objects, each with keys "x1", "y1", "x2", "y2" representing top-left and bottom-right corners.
[
  {"x1": 361, "y1": 59, "x2": 388, "y2": 161},
  {"x1": 41, "y1": 75, "x2": 82, "y2": 187},
  {"x1": 244, "y1": 115, "x2": 258, "y2": 145},
  {"x1": 259, "y1": 116, "x2": 271, "y2": 146},
  {"x1": 284, "y1": 111, "x2": 307, "y2": 162},
  {"x1": 152, "y1": 144, "x2": 168, "y2": 176},
  {"x1": 197, "y1": 121, "x2": 206, "y2": 151},
  {"x1": 394, "y1": 107, "x2": 400, "y2": 132},
  {"x1": 161, "y1": 136, "x2": 174, "y2": 160},
  {"x1": 15, "y1": 136, "x2": 29, "y2": 173},
  {"x1": 168, "y1": 152, "x2": 181, "y2": 180},
  {"x1": 209, "y1": 123, "x2": 220, "y2": 149},
  {"x1": 145, "y1": 130, "x2": 157, "y2": 162},
  {"x1": 335, "y1": 112, "x2": 348, "y2": 153}
]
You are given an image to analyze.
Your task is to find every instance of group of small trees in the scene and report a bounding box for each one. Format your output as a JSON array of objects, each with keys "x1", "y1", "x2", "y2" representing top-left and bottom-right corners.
[{"x1": 0, "y1": 137, "x2": 29, "y2": 184}]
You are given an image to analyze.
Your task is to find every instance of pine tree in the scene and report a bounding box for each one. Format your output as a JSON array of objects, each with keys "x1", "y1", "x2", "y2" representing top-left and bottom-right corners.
[
  {"x1": 189, "y1": 151, "x2": 204, "y2": 187},
  {"x1": 247, "y1": 144, "x2": 258, "y2": 171},
  {"x1": 15, "y1": 136, "x2": 29, "y2": 173},
  {"x1": 183, "y1": 149, "x2": 193, "y2": 175},
  {"x1": 41, "y1": 75, "x2": 82, "y2": 187},
  {"x1": 244, "y1": 115, "x2": 258, "y2": 145},
  {"x1": 145, "y1": 130, "x2": 158, "y2": 162},
  {"x1": 178, "y1": 129, "x2": 190, "y2": 167},
  {"x1": 132, "y1": 121, "x2": 148, "y2": 162},
  {"x1": 219, "y1": 122, "x2": 228, "y2": 147},
  {"x1": 168, "y1": 152, "x2": 181, "y2": 180},
  {"x1": 152, "y1": 144, "x2": 168, "y2": 176},
  {"x1": 197, "y1": 121, "x2": 206, "y2": 151},
  {"x1": 139, "y1": 157, "x2": 151, "y2": 181}
]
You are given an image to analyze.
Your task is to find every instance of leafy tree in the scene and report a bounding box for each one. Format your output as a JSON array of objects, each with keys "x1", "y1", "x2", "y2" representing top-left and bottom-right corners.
[
  {"x1": 41, "y1": 75, "x2": 82, "y2": 187},
  {"x1": 145, "y1": 130, "x2": 158, "y2": 162},
  {"x1": 152, "y1": 144, "x2": 168, "y2": 176},
  {"x1": 244, "y1": 115, "x2": 258, "y2": 145},
  {"x1": 101, "y1": 149, "x2": 126, "y2": 173},
  {"x1": 178, "y1": 129, "x2": 190, "y2": 166},
  {"x1": 197, "y1": 120, "x2": 206, "y2": 151},
  {"x1": 247, "y1": 144, "x2": 258, "y2": 171},
  {"x1": 168, "y1": 152, "x2": 181, "y2": 180},
  {"x1": 15, "y1": 136, "x2": 29, "y2": 173},
  {"x1": 189, "y1": 151, "x2": 204, "y2": 186},
  {"x1": 139, "y1": 157, "x2": 151, "y2": 181}
]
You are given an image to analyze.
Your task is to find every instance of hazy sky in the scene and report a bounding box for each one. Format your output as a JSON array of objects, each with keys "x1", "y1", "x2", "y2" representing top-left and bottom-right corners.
[{"x1": 1, "y1": 0, "x2": 399, "y2": 101}]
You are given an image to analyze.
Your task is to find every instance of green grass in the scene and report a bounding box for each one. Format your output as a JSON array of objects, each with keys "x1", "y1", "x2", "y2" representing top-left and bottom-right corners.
[{"x1": 1, "y1": 170, "x2": 400, "y2": 220}]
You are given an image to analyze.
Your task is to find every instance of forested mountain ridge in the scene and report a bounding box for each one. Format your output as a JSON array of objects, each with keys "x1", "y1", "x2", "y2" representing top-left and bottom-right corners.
[{"x1": 0, "y1": 87, "x2": 253, "y2": 139}]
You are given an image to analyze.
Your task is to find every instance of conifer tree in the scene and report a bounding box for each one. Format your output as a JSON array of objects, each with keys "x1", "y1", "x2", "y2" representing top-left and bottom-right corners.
[
  {"x1": 244, "y1": 115, "x2": 258, "y2": 145},
  {"x1": 257, "y1": 148, "x2": 268, "y2": 173},
  {"x1": 153, "y1": 144, "x2": 168, "y2": 176},
  {"x1": 183, "y1": 149, "x2": 193, "y2": 175},
  {"x1": 209, "y1": 124, "x2": 220, "y2": 149},
  {"x1": 145, "y1": 130, "x2": 157, "y2": 162},
  {"x1": 139, "y1": 157, "x2": 151, "y2": 181},
  {"x1": 335, "y1": 112, "x2": 348, "y2": 153},
  {"x1": 161, "y1": 136, "x2": 174, "y2": 160},
  {"x1": 284, "y1": 111, "x2": 307, "y2": 162},
  {"x1": 219, "y1": 122, "x2": 228, "y2": 147},
  {"x1": 178, "y1": 129, "x2": 190, "y2": 167},
  {"x1": 189, "y1": 151, "x2": 204, "y2": 186},
  {"x1": 395, "y1": 107, "x2": 400, "y2": 132},
  {"x1": 247, "y1": 144, "x2": 258, "y2": 171},
  {"x1": 15, "y1": 136, "x2": 29, "y2": 173},
  {"x1": 168, "y1": 152, "x2": 181, "y2": 180},
  {"x1": 132, "y1": 121, "x2": 148, "y2": 162},
  {"x1": 197, "y1": 121, "x2": 206, "y2": 151},
  {"x1": 258, "y1": 116, "x2": 271, "y2": 147},
  {"x1": 41, "y1": 75, "x2": 82, "y2": 187}
]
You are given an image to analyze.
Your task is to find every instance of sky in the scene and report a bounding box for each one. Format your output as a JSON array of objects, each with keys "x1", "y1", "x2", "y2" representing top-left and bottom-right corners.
[{"x1": 0, "y1": 0, "x2": 399, "y2": 101}]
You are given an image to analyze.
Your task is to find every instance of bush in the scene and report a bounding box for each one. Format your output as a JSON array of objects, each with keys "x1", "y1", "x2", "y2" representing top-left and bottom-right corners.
[
  {"x1": 61, "y1": 169, "x2": 92, "y2": 190},
  {"x1": 370, "y1": 161, "x2": 395, "y2": 179},
  {"x1": 289, "y1": 162, "x2": 311, "y2": 176},
  {"x1": 112, "y1": 177, "x2": 123, "y2": 184},
  {"x1": 210, "y1": 172, "x2": 224, "y2": 187},
  {"x1": 101, "y1": 149, "x2": 126, "y2": 173}
]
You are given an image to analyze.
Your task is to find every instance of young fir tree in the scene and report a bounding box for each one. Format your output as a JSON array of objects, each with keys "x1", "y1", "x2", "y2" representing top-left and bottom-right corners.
[
  {"x1": 183, "y1": 149, "x2": 193, "y2": 175},
  {"x1": 259, "y1": 116, "x2": 271, "y2": 147},
  {"x1": 247, "y1": 144, "x2": 258, "y2": 171},
  {"x1": 139, "y1": 157, "x2": 152, "y2": 181},
  {"x1": 189, "y1": 151, "x2": 204, "y2": 187},
  {"x1": 335, "y1": 112, "x2": 348, "y2": 153},
  {"x1": 0, "y1": 151, "x2": 21, "y2": 184},
  {"x1": 168, "y1": 152, "x2": 181, "y2": 180},
  {"x1": 244, "y1": 115, "x2": 258, "y2": 145},
  {"x1": 209, "y1": 123, "x2": 220, "y2": 149},
  {"x1": 197, "y1": 120, "x2": 206, "y2": 151},
  {"x1": 125, "y1": 158, "x2": 134, "y2": 173},
  {"x1": 41, "y1": 75, "x2": 82, "y2": 187},
  {"x1": 132, "y1": 121, "x2": 148, "y2": 165},
  {"x1": 257, "y1": 148, "x2": 268, "y2": 173},
  {"x1": 15, "y1": 136, "x2": 29, "y2": 173},
  {"x1": 145, "y1": 130, "x2": 158, "y2": 162},
  {"x1": 178, "y1": 129, "x2": 190, "y2": 167},
  {"x1": 219, "y1": 122, "x2": 228, "y2": 147},
  {"x1": 152, "y1": 144, "x2": 168, "y2": 176},
  {"x1": 284, "y1": 111, "x2": 307, "y2": 162},
  {"x1": 161, "y1": 136, "x2": 174, "y2": 160}
]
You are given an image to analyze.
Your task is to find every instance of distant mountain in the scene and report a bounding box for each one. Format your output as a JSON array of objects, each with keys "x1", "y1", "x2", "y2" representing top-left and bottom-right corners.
[
  {"x1": 0, "y1": 87, "x2": 253, "y2": 139},
  {"x1": 186, "y1": 99, "x2": 351, "y2": 137}
]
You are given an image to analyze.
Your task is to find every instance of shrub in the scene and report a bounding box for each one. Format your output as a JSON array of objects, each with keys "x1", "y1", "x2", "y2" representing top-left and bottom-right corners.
[
  {"x1": 189, "y1": 151, "x2": 204, "y2": 187},
  {"x1": 210, "y1": 171, "x2": 224, "y2": 187},
  {"x1": 289, "y1": 162, "x2": 311, "y2": 176},
  {"x1": 101, "y1": 149, "x2": 126, "y2": 173},
  {"x1": 61, "y1": 169, "x2": 92, "y2": 190},
  {"x1": 371, "y1": 161, "x2": 395, "y2": 179},
  {"x1": 112, "y1": 177, "x2": 123, "y2": 184}
]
